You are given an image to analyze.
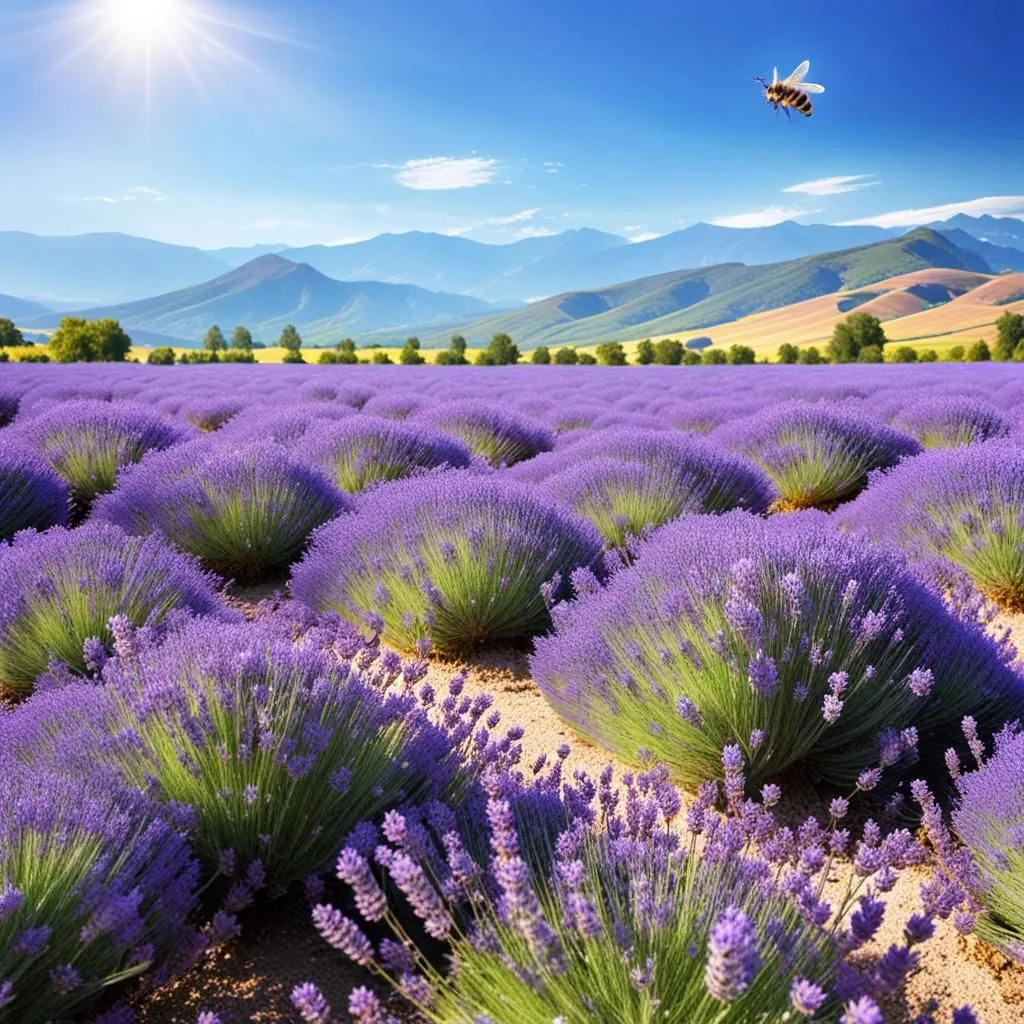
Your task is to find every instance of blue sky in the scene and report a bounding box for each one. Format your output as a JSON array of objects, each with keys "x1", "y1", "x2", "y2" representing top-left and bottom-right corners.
[{"x1": 2, "y1": 0, "x2": 1021, "y2": 248}]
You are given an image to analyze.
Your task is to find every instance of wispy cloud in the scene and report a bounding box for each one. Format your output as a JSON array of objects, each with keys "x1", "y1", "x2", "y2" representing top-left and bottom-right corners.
[
  {"x1": 513, "y1": 226, "x2": 556, "y2": 238},
  {"x1": 628, "y1": 232, "x2": 662, "y2": 243},
  {"x1": 69, "y1": 186, "x2": 168, "y2": 204},
  {"x1": 837, "y1": 194, "x2": 1024, "y2": 228},
  {"x1": 444, "y1": 208, "x2": 540, "y2": 236},
  {"x1": 543, "y1": 161, "x2": 563, "y2": 174},
  {"x1": 783, "y1": 175, "x2": 879, "y2": 197},
  {"x1": 711, "y1": 205, "x2": 821, "y2": 229},
  {"x1": 393, "y1": 156, "x2": 500, "y2": 190}
]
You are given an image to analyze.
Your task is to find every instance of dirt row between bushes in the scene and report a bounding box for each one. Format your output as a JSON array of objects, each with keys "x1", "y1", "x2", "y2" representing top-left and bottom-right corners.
[{"x1": 131, "y1": 604, "x2": 1024, "y2": 1023}]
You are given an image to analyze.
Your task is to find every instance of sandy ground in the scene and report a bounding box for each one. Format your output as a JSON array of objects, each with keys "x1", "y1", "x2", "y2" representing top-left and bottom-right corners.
[{"x1": 128, "y1": 594, "x2": 1024, "y2": 1023}]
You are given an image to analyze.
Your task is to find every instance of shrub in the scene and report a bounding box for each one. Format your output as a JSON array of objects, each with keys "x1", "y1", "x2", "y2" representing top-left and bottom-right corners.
[
  {"x1": 531, "y1": 346, "x2": 551, "y2": 365},
  {"x1": 595, "y1": 342, "x2": 628, "y2": 366},
  {"x1": 400, "y1": 337, "x2": 426, "y2": 365},
  {"x1": 282, "y1": 350, "x2": 306, "y2": 364},
  {"x1": 180, "y1": 398, "x2": 245, "y2": 432},
  {"x1": 858, "y1": 345, "x2": 884, "y2": 364},
  {"x1": 0, "y1": 521, "x2": 226, "y2": 696},
  {"x1": 372, "y1": 351, "x2": 393, "y2": 364},
  {"x1": 828, "y1": 312, "x2": 887, "y2": 363},
  {"x1": 362, "y1": 391, "x2": 435, "y2": 420},
  {"x1": 306, "y1": 763, "x2": 946, "y2": 1024},
  {"x1": 919, "y1": 349, "x2": 939, "y2": 363},
  {"x1": 947, "y1": 726, "x2": 1024, "y2": 959},
  {"x1": 292, "y1": 471, "x2": 604, "y2": 654},
  {"x1": 798, "y1": 346, "x2": 825, "y2": 365},
  {"x1": 967, "y1": 340, "x2": 992, "y2": 362},
  {"x1": 702, "y1": 349, "x2": 728, "y2": 365},
  {"x1": 713, "y1": 400, "x2": 920, "y2": 511},
  {"x1": 891, "y1": 346, "x2": 918, "y2": 363},
  {"x1": 65, "y1": 616, "x2": 480, "y2": 889},
  {"x1": 683, "y1": 350, "x2": 703, "y2": 365},
  {"x1": 654, "y1": 338, "x2": 684, "y2": 365},
  {"x1": 9, "y1": 400, "x2": 191, "y2": 518},
  {"x1": 728, "y1": 344, "x2": 756, "y2": 365},
  {"x1": 948, "y1": 346, "x2": 966, "y2": 362},
  {"x1": 147, "y1": 346, "x2": 176, "y2": 365},
  {"x1": 0, "y1": 450, "x2": 70, "y2": 540},
  {"x1": 303, "y1": 416, "x2": 473, "y2": 493},
  {"x1": 531, "y1": 511, "x2": 1023, "y2": 789},
  {"x1": 635, "y1": 339, "x2": 655, "y2": 364},
  {"x1": 0, "y1": 759, "x2": 199, "y2": 1024},
  {"x1": 553, "y1": 347, "x2": 579, "y2": 365},
  {"x1": 220, "y1": 349, "x2": 256, "y2": 363},
  {"x1": 838, "y1": 441, "x2": 1024, "y2": 610},
  {"x1": 49, "y1": 317, "x2": 132, "y2": 363},
  {"x1": 891, "y1": 396, "x2": 1011, "y2": 449},
  {"x1": 577, "y1": 353, "x2": 598, "y2": 365},
  {"x1": 528, "y1": 428, "x2": 773, "y2": 548},
  {"x1": 415, "y1": 400, "x2": 554, "y2": 467},
  {"x1": 94, "y1": 440, "x2": 350, "y2": 584},
  {"x1": 777, "y1": 343, "x2": 799, "y2": 364},
  {"x1": 474, "y1": 333, "x2": 519, "y2": 366}
]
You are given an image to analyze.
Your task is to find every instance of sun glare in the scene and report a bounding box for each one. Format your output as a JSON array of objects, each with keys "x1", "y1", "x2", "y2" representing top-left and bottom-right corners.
[{"x1": 102, "y1": 0, "x2": 184, "y2": 45}]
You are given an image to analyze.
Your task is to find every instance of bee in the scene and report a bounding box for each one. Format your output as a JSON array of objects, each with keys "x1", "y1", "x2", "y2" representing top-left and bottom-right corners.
[{"x1": 752, "y1": 60, "x2": 825, "y2": 118}]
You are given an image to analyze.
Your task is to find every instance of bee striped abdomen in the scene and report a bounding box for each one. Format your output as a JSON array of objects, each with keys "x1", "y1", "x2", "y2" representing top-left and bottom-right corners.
[{"x1": 783, "y1": 87, "x2": 813, "y2": 116}]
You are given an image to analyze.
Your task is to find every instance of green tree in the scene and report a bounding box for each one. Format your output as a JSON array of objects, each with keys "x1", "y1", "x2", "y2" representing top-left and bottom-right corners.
[
  {"x1": 827, "y1": 312, "x2": 887, "y2": 363},
  {"x1": 334, "y1": 339, "x2": 359, "y2": 365},
  {"x1": 531, "y1": 346, "x2": 551, "y2": 365},
  {"x1": 0, "y1": 318, "x2": 23, "y2": 349},
  {"x1": 967, "y1": 340, "x2": 991, "y2": 362},
  {"x1": 282, "y1": 349, "x2": 305, "y2": 364},
  {"x1": 279, "y1": 324, "x2": 303, "y2": 354},
  {"x1": 17, "y1": 352, "x2": 49, "y2": 363},
  {"x1": 682, "y1": 351, "x2": 702, "y2": 366},
  {"x1": 798, "y1": 346, "x2": 825, "y2": 365},
  {"x1": 919, "y1": 349, "x2": 939, "y2": 363},
  {"x1": 947, "y1": 345, "x2": 965, "y2": 362},
  {"x1": 230, "y1": 325, "x2": 254, "y2": 352},
  {"x1": 372, "y1": 351, "x2": 393, "y2": 364},
  {"x1": 777, "y1": 343, "x2": 799, "y2": 365},
  {"x1": 994, "y1": 312, "x2": 1024, "y2": 361},
  {"x1": 203, "y1": 325, "x2": 227, "y2": 353},
  {"x1": 318, "y1": 351, "x2": 340, "y2": 364},
  {"x1": 577, "y1": 353, "x2": 597, "y2": 365},
  {"x1": 436, "y1": 334, "x2": 470, "y2": 365},
  {"x1": 49, "y1": 317, "x2": 132, "y2": 363},
  {"x1": 554, "y1": 347, "x2": 579, "y2": 365},
  {"x1": 595, "y1": 342, "x2": 628, "y2": 366},
  {"x1": 858, "y1": 345, "x2": 884, "y2": 363},
  {"x1": 400, "y1": 337, "x2": 425, "y2": 365},
  {"x1": 635, "y1": 340, "x2": 655, "y2": 365},
  {"x1": 727, "y1": 344, "x2": 756, "y2": 365},
  {"x1": 654, "y1": 339, "x2": 684, "y2": 365},
  {"x1": 702, "y1": 349, "x2": 727, "y2": 365},
  {"x1": 891, "y1": 346, "x2": 918, "y2": 363},
  {"x1": 475, "y1": 332, "x2": 519, "y2": 366},
  {"x1": 147, "y1": 347, "x2": 176, "y2": 365}
]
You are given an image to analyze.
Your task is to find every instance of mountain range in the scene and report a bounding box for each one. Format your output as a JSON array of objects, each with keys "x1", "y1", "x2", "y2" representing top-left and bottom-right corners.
[
  {"x1": 23, "y1": 255, "x2": 503, "y2": 345},
  {"x1": 4, "y1": 214, "x2": 1023, "y2": 310}
]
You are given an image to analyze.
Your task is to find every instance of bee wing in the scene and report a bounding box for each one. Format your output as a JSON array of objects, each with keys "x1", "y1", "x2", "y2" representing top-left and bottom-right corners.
[
  {"x1": 772, "y1": 66, "x2": 779, "y2": 85},
  {"x1": 781, "y1": 60, "x2": 810, "y2": 86},
  {"x1": 799, "y1": 82, "x2": 825, "y2": 93}
]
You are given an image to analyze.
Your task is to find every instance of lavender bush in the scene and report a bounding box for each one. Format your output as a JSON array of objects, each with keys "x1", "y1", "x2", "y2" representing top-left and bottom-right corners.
[
  {"x1": 0, "y1": 450, "x2": 69, "y2": 540},
  {"x1": 891, "y1": 395, "x2": 1012, "y2": 449},
  {"x1": 524, "y1": 428, "x2": 773, "y2": 548},
  {"x1": 94, "y1": 439, "x2": 350, "y2": 583},
  {"x1": 292, "y1": 471, "x2": 604, "y2": 654},
  {"x1": 0, "y1": 756, "x2": 199, "y2": 1024},
  {"x1": 531, "y1": 511, "x2": 1023, "y2": 789},
  {"x1": 9, "y1": 400, "x2": 191, "y2": 517},
  {"x1": 839, "y1": 441, "x2": 1024, "y2": 610},
  {"x1": 303, "y1": 416, "x2": 474, "y2": 493},
  {"x1": 713, "y1": 401, "x2": 920, "y2": 511},
  {"x1": 302, "y1": 757, "x2": 957, "y2": 1023},
  {"x1": 415, "y1": 400, "x2": 554, "y2": 467},
  {"x1": 0, "y1": 522, "x2": 227, "y2": 696}
]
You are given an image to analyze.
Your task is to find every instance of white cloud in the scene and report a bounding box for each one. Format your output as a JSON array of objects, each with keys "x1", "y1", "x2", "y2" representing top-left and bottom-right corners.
[
  {"x1": 711, "y1": 205, "x2": 821, "y2": 229},
  {"x1": 393, "y1": 156, "x2": 500, "y2": 190},
  {"x1": 628, "y1": 231, "x2": 662, "y2": 243},
  {"x1": 245, "y1": 217, "x2": 310, "y2": 231},
  {"x1": 837, "y1": 194, "x2": 1024, "y2": 228},
  {"x1": 514, "y1": 226, "x2": 556, "y2": 238},
  {"x1": 443, "y1": 208, "x2": 540, "y2": 237},
  {"x1": 783, "y1": 175, "x2": 879, "y2": 197},
  {"x1": 543, "y1": 161, "x2": 563, "y2": 174},
  {"x1": 70, "y1": 186, "x2": 167, "y2": 204}
]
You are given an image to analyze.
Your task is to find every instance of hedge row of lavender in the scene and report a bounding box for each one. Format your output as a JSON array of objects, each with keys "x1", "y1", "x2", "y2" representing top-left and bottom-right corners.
[{"x1": 2, "y1": 363, "x2": 1024, "y2": 1005}]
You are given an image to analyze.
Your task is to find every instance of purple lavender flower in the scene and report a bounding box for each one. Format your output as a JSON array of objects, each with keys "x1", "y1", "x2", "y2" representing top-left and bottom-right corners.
[
  {"x1": 292, "y1": 470, "x2": 603, "y2": 654},
  {"x1": 312, "y1": 904, "x2": 374, "y2": 965},
  {"x1": 0, "y1": 449, "x2": 70, "y2": 540},
  {"x1": 414, "y1": 399, "x2": 553, "y2": 467},
  {"x1": 291, "y1": 981, "x2": 331, "y2": 1024},
  {"x1": 892, "y1": 395, "x2": 1011, "y2": 449},
  {"x1": 790, "y1": 977, "x2": 827, "y2": 1016},
  {"x1": 842, "y1": 996, "x2": 884, "y2": 1024},
  {"x1": 94, "y1": 438, "x2": 350, "y2": 583},
  {"x1": 704, "y1": 905, "x2": 760, "y2": 1001}
]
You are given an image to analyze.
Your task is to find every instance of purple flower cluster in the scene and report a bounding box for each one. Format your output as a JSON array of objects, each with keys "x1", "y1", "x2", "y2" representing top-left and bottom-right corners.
[
  {"x1": 415, "y1": 399, "x2": 554, "y2": 467},
  {"x1": 0, "y1": 521, "x2": 227, "y2": 695},
  {"x1": 531, "y1": 510, "x2": 1023, "y2": 789},
  {"x1": 891, "y1": 394, "x2": 1012, "y2": 449},
  {"x1": 839, "y1": 440, "x2": 1024, "y2": 610},
  {"x1": 713, "y1": 400, "x2": 920, "y2": 510},
  {"x1": 0, "y1": 449, "x2": 70, "y2": 540},
  {"x1": 94, "y1": 438, "x2": 350, "y2": 583},
  {"x1": 292, "y1": 470, "x2": 604, "y2": 653}
]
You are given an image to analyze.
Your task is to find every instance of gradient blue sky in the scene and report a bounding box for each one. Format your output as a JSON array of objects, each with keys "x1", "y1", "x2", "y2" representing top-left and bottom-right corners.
[{"x1": 2, "y1": 0, "x2": 1021, "y2": 248}]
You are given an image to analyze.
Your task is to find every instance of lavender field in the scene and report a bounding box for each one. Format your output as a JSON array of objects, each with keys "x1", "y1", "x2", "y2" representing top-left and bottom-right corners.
[{"x1": 5, "y1": 362, "x2": 1024, "y2": 1024}]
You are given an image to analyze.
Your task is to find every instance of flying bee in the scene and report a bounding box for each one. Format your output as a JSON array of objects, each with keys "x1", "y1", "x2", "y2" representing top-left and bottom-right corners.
[{"x1": 752, "y1": 60, "x2": 825, "y2": 118}]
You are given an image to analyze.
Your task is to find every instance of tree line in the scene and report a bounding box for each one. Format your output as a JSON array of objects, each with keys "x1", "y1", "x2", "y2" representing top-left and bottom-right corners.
[{"x1": 0, "y1": 310, "x2": 1017, "y2": 366}]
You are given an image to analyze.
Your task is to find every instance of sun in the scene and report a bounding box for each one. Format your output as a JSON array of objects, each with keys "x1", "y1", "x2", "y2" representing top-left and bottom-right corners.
[{"x1": 101, "y1": 0, "x2": 185, "y2": 46}]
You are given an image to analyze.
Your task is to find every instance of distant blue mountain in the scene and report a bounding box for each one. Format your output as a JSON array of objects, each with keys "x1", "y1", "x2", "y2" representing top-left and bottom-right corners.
[{"x1": 0, "y1": 294, "x2": 53, "y2": 321}]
